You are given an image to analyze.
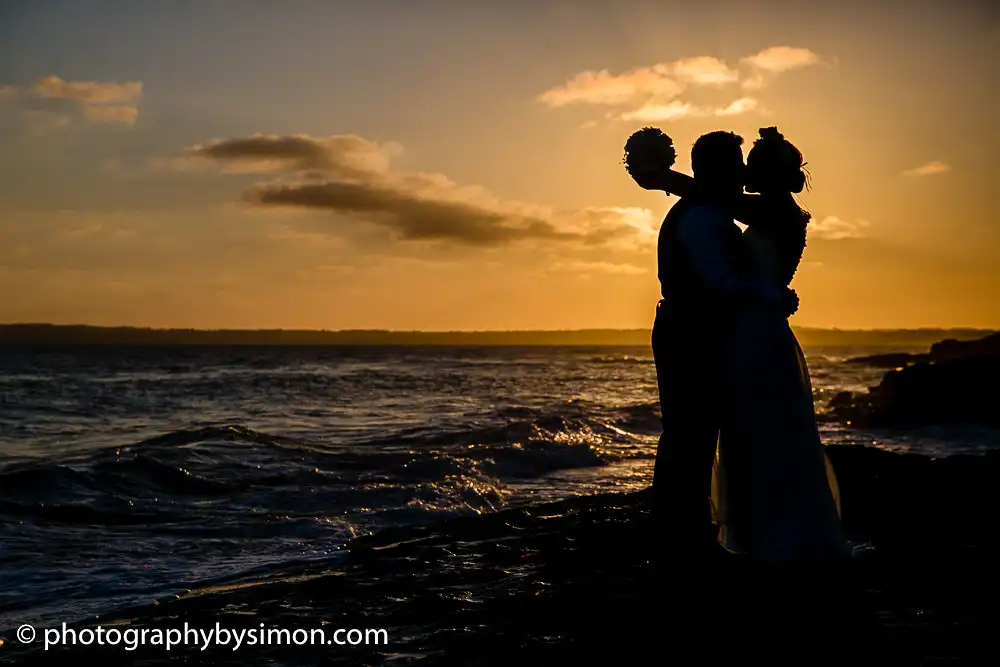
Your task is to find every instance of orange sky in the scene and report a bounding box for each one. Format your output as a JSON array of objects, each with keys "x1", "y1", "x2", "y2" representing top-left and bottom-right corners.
[{"x1": 0, "y1": 1, "x2": 997, "y2": 330}]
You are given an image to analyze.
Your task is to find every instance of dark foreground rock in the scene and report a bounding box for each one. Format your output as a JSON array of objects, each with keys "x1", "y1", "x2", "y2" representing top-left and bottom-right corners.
[
  {"x1": 2, "y1": 445, "x2": 997, "y2": 666},
  {"x1": 832, "y1": 331, "x2": 1000, "y2": 426}
]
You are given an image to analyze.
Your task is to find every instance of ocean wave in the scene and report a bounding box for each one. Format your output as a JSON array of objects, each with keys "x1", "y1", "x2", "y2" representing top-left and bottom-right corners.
[{"x1": 0, "y1": 398, "x2": 662, "y2": 530}]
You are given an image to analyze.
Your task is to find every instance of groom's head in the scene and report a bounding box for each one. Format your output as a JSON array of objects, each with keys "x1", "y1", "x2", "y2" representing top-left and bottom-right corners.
[{"x1": 691, "y1": 131, "x2": 744, "y2": 201}]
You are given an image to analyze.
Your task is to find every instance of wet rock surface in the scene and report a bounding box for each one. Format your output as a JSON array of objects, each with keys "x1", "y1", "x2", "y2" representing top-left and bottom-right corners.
[{"x1": 3, "y1": 445, "x2": 996, "y2": 666}]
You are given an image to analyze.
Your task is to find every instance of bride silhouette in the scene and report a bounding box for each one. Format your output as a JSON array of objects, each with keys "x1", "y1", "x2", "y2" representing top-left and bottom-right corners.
[{"x1": 627, "y1": 127, "x2": 850, "y2": 565}]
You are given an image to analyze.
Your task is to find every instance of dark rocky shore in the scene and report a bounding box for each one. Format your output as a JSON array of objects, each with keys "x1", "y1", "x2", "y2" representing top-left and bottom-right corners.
[
  {"x1": 3, "y1": 444, "x2": 997, "y2": 666},
  {"x1": 833, "y1": 332, "x2": 1000, "y2": 427}
]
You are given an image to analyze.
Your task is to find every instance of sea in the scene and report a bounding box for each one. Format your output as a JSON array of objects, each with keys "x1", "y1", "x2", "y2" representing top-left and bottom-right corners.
[{"x1": 1, "y1": 343, "x2": 997, "y2": 643}]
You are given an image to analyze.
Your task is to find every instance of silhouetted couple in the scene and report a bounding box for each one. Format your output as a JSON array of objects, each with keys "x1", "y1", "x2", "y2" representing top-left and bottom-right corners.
[{"x1": 630, "y1": 128, "x2": 850, "y2": 566}]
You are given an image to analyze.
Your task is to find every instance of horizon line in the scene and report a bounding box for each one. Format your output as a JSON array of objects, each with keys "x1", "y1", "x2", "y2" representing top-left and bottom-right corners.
[{"x1": 2, "y1": 323, "x2": 996, "y2": 334}]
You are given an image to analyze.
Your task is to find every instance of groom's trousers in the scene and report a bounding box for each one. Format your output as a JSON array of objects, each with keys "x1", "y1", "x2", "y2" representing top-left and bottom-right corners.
[{"x1": 651, "y1": 298, "x2": 729, "y2": 550}]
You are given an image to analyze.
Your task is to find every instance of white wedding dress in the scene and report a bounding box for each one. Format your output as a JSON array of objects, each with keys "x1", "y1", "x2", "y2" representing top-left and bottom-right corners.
[{"x1": 710, "y1": 215, "x2": 851, "y2": 564}]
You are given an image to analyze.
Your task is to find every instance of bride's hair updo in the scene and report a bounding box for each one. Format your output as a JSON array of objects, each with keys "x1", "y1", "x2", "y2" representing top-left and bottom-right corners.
[{"x1": 744, "y1": 127, "x2": 808, "y2": 194}]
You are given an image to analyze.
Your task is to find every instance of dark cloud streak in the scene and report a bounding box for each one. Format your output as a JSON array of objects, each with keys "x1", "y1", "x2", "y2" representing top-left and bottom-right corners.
[{"x1": 244, "y1": 180, "x2": 586, "y2": 246}]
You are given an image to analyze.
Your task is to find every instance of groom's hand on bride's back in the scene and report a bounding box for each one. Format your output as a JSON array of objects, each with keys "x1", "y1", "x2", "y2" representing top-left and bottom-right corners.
[{"x1": 780, "y1": 288, "x2": 799, "y2": 317}]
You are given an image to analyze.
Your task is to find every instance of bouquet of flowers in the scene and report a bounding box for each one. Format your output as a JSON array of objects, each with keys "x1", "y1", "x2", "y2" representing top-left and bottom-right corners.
[{"x1": 622, "y1": 127, "x2": 676, "y2": 188}]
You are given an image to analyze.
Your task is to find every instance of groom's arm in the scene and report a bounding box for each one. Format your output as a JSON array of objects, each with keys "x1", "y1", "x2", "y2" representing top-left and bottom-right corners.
[{"x1": 676, "y1": 205, "x2": 784, "y2": 305}]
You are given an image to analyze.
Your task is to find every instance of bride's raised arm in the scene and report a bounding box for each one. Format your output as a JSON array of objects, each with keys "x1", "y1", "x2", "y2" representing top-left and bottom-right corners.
[
  {"x1": 648, "y1": 168, "x2": 694, "y2": 198},
  {"x1": 644, "y1": 168, "x2": 766, "y2": 228}
]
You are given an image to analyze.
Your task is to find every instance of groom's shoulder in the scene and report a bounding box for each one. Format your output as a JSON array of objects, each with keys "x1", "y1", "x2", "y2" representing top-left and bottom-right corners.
[
  {"x1": 667, "y1": 197, "x2": 712, "y2": 221},
  {"x1": 676, "y1": 201, "x2": 730, "y2": 228},
  {"x1": 670, "y1": 202, "x2": 734, "y2": 247}
]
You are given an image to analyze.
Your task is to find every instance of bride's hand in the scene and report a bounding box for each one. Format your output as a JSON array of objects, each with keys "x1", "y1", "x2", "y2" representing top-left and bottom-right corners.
[
  {"x1": 629, "y1": 165, "x2": 670, "y2": 191},
  {"x1": 780, "y1": 288, "x2": 800, "y2": 317}
]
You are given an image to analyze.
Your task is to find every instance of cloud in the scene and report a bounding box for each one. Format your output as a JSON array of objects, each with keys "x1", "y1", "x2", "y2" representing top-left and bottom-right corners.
[
  {"x1": 0, "y1": 75, "x2": 143, "y2": 128},
  {"x1": 741, "y1": 46, "x2": 820, "y2": 73},
  {"x1": 243, "y1": 179, "x2": 636, "y2": 247},
  {"x1": 903, "y1": 161, "x2": 950, "y2": 177},
  {"x1": 243, "y1": 179, "x2": 576, "y2": 246},
  {"x1": 31, "y1": 75, "x2": 142, "y2": 106},
  {"x1": 714, "y1": 97, "x2": 758, "y2": 116},
  {"x1": 809, "y1": 216, "x2": 870, "y2": 240},
  {"x1": 177, "y1": 134, "x2": 402, "y2": 175},
  {"x1": 183, "y1": 133, "x2": 645, "y2": 249},
  {"x1": 671, "y1": 56, "x2": 739, "y2": 85},
  {"x1": 740, "y1": 47, "x2": 822, "y2": 90},
  {"x1": 537, "y1": 65, "x2": 682, "y2": 107},
  {"x1": 619, "y1": 97, "x2": 757, "y2": 122},
  {"x1": 620, "y1": 100, "x2": 700, "y2": 122},
  {"x1": 537, "y1": 57, "x2": 741, "y2": 109},
  {"x1": 540, "y1": 46, "x2": 821, "y2": 124}
]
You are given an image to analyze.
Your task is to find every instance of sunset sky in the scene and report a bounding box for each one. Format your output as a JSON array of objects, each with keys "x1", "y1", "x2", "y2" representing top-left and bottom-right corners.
[{"x1": 1, "y1": 0, "x2": 997, "y2": 330}]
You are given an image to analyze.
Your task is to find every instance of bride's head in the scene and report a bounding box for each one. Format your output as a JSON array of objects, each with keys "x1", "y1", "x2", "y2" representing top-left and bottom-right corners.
[{"x1": 744, "y1": 127, "x2": 807, "y2": 195}]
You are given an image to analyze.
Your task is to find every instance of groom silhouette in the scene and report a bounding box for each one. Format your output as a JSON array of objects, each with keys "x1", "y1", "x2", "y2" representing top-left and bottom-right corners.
[{"x1": 651, "y1": 130, "x2": 796, "y2": 558}]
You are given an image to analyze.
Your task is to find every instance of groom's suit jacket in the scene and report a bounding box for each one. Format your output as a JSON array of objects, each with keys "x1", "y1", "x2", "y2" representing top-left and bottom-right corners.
[{"x1": 657, "y1": 197, "x2": 753, "y2": 321}]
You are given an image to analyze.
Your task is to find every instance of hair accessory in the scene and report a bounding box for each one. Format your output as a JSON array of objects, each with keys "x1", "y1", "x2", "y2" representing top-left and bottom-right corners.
[{"x1": 758, "y1": 126, "x2": 784, "y2": 141}]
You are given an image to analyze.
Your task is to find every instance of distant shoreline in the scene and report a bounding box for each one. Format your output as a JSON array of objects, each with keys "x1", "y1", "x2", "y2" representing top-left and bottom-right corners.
[{"x1": 0, "y1": 324, "x2": 995, "y2": 348}]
